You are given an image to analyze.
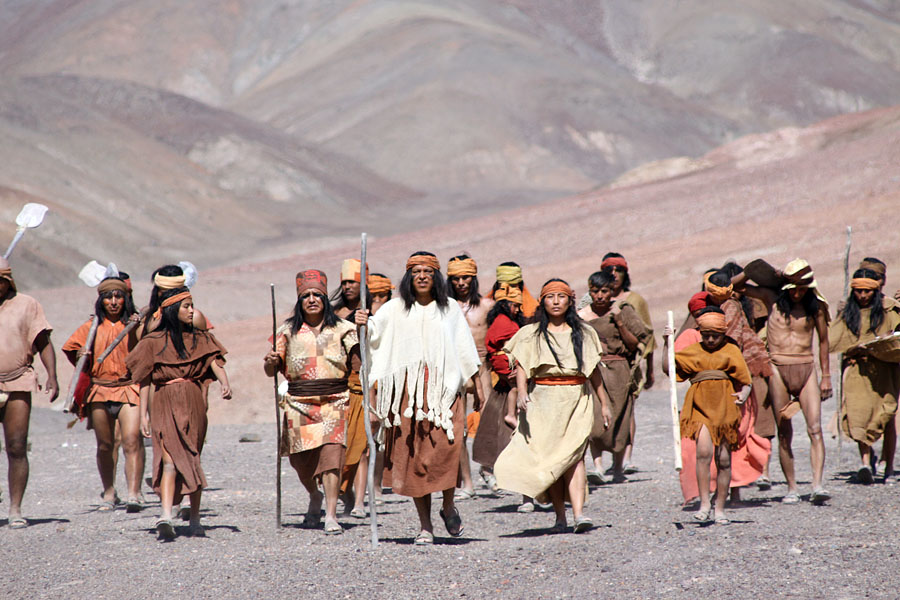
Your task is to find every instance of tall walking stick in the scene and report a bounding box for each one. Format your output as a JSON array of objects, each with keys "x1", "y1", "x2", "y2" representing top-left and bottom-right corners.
[
  {"x1": 835, "y1": 226, "x2": 852, "y2": 471},
  {"x1": 359, "y1": 233, "x2": 380, "y2": 548},
  {"x1": 667, "y1": 311, "x2": 683, "y2": 471},
  {"x1": 271, "y1": 284, "x2": 283, "y2": 528}
]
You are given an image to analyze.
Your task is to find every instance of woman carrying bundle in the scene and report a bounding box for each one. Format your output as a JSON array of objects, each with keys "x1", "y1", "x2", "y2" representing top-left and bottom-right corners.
[
  {"x1": 63, "y1": 276, "x2": 144, "y2": 512},
  {"x1": 126, "y1": 286, "x2": 231, "y2": 540},
  {"x1": 494, "y1": 279, "x2": 611, "y2": 534},
  {"x1": 829, "y1": 268, "x2": 900, "y2": 483}
]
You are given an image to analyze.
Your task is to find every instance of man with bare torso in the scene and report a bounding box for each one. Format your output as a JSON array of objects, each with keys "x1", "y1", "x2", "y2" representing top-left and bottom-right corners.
[
  {"x1": 447, "y1": 255, "x2": 490, "y2": 497},
  {"x1": 0, "y1": 259, "x2": 59, "y2": 528},
  {"x1": 735, "y1": 258, "x2": 832, "y2": 504}
]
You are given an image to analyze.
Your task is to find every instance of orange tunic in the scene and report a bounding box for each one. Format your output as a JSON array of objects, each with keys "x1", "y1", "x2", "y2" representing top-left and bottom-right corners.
[
  {"x1": 0, "y1": 293, "x2": 52, "y2": 393},
  {"x1": 676, "y1": 342, "x2": 751, "y2": 447},
  {"x1": 62, "y1": 318, "x2": 139, "y2": 405}
]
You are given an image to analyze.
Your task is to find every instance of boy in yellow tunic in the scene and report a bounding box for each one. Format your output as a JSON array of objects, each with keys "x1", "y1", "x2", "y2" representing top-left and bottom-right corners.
[{"x1": 676, "y1": 308, "x2": 751, "y2": 525}]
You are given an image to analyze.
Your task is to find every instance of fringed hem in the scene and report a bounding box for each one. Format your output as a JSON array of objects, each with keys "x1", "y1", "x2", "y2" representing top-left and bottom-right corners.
[
  {"x1": 680, "y1": 417, "x2": 740, "y2": 449},
  {"x1": 373, "y1": 361, "x2": 460, "y2": 441}
]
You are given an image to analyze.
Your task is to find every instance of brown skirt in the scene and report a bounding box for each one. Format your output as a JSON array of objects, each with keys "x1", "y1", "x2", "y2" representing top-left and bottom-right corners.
[
  {"x1": 751, "y1": 376, "x2": 776, "y2": 439},
  {"x1": 591, "y1": 360, "x2": 633, "y2": 453},
  {"x1": 340, "y1": 389, "x2": 367, "y2": 492},
  {"x1": 292, "y1": 443, "x2": 345, "y2": 480},
  {"x1": 384, "y1": 385, "x2": 464, "y2": 497},
  {"x1": 472, "y1": 386, "x2": 515, "y2": 468}
]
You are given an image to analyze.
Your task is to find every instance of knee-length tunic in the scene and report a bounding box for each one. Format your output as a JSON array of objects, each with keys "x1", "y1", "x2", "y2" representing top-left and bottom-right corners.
[
  {"x1": 275, "y1": 319, "x2": 358, "y2": 477},
  {"x1": 126, "y1": 331, "x2": 226, "y2": 504},
  {"x1": 830, "y1": 299, "x2": 900, "y2": 445},
  {"x1": 494, "y1": 324, "x2": 602, "y2": 499}
]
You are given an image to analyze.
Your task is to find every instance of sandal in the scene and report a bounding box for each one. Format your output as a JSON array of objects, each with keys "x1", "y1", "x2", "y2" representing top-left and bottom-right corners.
[
  {"x1": 586, "y1": 470, "x2": 606, "y2": 485},
  {"x1": 349, "y1": 507, "x2": 367, "y2": 519},
  {"x1": 323, "y1": 519, "x2": 343, "y2": 535},
  {"x1": 623, "y1": 463, "x2": 638, "y2": 475},
  {"x1": 548, "y1": 521, "x2": 567, "y2": 534},
  {"x1": 857, "y1": 466, "x2": 874, "y2": 485},
  {"x1": 810, "y1": 488, "x2": 831, "y2": 505},
  {"x1": 187, "y1": 522, "x2": 206, "y2": 537},
  {"x1": 126, "y1": 498, "x2": 143, "y2": 514},
  {"x1": 453, "y1": 488, "x2": 476, "y2": 501},
  {"x1": 155, "y1": 519, "x2": 176, "y2": 540},
  {"x1": 573, "y1": 516, "x2": 593, "y2": 533},
  {"x1": 693, "y1": 509, "x2": 711, "y2": 522},
  {"x1": 439, "y1": 507, "x2": 464, "y2": 537},
  {"x1": 714, "y1": 516, "x2": 730, "y2": 526},
  {"x1": 517, "y1": 502, "x2": 535, "y2": 513},
  {"x1": 782, "y1": 492, "x2": 800, "y2": 505},
  {"x1": 756, "y1": 476, "x2": 772, "y2": 491},
  {"x1": 177, "y1": 506, "x2": 191, "y2": 522},
  {"x1": 414, "y1": 530, "x2": 434, "y2": 545},
  {"x1": 8, "y1": 516, "x2": 27, "y2": 529}
]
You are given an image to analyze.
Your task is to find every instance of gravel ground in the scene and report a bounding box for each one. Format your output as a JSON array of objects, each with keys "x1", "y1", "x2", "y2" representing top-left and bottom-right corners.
[{"x1": 2, "y1": 390, "x2": 898, "y2": 600}]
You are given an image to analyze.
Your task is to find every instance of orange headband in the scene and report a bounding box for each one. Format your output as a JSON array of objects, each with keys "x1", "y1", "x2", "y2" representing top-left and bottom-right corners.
[
  {"x1": 850, "y1": 278, "x2": 881, "y2": 291},
  {"x1": 368, "y1": 274, "x2": 394, "y2": 294},
  {"x1": 152, "y1": 290, "x2": 192, "y2": 321},
  {"x1": 406, "y1": 254, "x2": 441, "y2": 272},
  {"x1": 696, "y1": 312, "x2": 727, "y2": 333},
  {"x1": 494, "y1": 282, "x2": 523, "y2": 305},
  {"x1": 703, "y1": 273, "x2": 734, "y2": 303},
  {"x1": 601, "y1": 256, "x2": 628, "y2": 271},
  {"x1": 447, "y1": 257, "x2": 477, "y2": 277},
  {"x1": 539, "y1": 281, "x2": 575, "y2": 301}
]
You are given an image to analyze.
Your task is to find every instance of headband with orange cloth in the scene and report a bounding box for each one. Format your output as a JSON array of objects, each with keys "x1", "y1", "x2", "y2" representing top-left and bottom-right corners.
[
  {"x1": 405, "y1": 254, "x2": 441, "y2": 272},
  {"x1": 97, "y1": 278, "x2": 129, "y2": 295},
  {"x1": 152, "y1": 289, "x2": 192, "y2": 320},
  {"x1": 696, "y1": 312, "x2": 727, "y2": 333},
  {"x1": 703, "y1": 273, "x2": 734, "y2": 303},
  {"x1": 154, "y1": 273, "x2": 186, "y2": 290},
  {"x1": 601, "y1": 256, "x2": 628, "y2": 271},
  {"x1": 688, "y1": 292, "x2": 710, "y2": 314},
  {"x1": 296, "y1": 270, "x2": 328, "y2": 297},
  {"x1": 850, "y1": 278, "x2": 881, "y2": 291},
  {"x1": 368, "y1": 274, "x2": 394, "y2": 294},
  {"x1": 340, "y1": 258, "x2": 368, "y2": 283},
  {"x1": 447, "y1": 257, "x2": 477, "y2": 277},
  {"x1": 858, "y1": 260, "x2": 886, "y2": 279},
  {"x1": 539, "y1": 280, "x2": 576, "y2": 302},
  {"x1": 494, "y1": 282, "x2": 523, "y2": 305}
]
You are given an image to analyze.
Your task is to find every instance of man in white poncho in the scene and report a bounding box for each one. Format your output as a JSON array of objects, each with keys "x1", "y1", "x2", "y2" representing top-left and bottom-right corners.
[{"x1": 355, "y1": 252, "x2": 481, "y2": 545}]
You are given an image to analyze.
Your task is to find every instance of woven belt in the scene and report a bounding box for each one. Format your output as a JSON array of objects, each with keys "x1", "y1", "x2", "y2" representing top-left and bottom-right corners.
[{"x1": 533, "y1": 375, "x2": 587, "y2": 386}]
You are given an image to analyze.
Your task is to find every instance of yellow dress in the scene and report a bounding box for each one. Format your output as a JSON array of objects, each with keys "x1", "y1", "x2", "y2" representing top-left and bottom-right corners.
[{"x1": 494, "y1": 323, "x2": 602, "y2": 499}]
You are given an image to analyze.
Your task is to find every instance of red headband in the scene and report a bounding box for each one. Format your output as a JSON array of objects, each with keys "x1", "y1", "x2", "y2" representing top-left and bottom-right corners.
[
  {"x1": 688, "y1": 292, "x2": 709, "y2": 314},
  {"x1": 601, "y1": 256, "x2": 628, "y2": 271},
  {"x1": 296, "y1": 270, "x2": 328, "y2": 296}
]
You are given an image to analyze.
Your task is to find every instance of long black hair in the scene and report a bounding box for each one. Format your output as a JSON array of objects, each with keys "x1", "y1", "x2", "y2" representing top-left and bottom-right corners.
[
  {"x1": 447, "y1": 254, "x2": 482, "y2": 308},
  {"x1": 840, "y1": 268, "x2": 885, "y2": 337},
  {"x1": 153, "y1": 287, "x2": 195, "y2": 360},
  {"x1": 330, "y1": 285, "x2": 372, "y2": 313},
  {"x1": 533, "y1": 278, "x2": 587, "y2": 372},
  {"x1": 399, "y1": 251, "x2": 449, "y2": 310},
  {"x1": 149, "y1": 264, "x2": 184, "y2": 312},
  {"x1": 487, "y1": 299, "x2": 525, "y2": 327},
  {"x1": 775, "y1": 286, "x2": 820, "y2": 321},
  {"x1": 286, "y1": 291, "x2": 339, "y2": 335},
  {"x1": 94, "y1": 278, "x2": 137, "y2": 324},
  {"x1": 718, "y1": 263, "x2": 756, "y2": 326},
  {"x1": 369, "y1": 273, "x2": 393, "y2": 301},
  {"x1": 602, "y1": 252, "x2": 631, "y2": 291}
]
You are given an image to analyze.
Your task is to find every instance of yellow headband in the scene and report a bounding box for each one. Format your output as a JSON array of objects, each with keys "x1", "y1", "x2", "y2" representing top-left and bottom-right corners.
[
  {"x1": 496, "y1": 265, "x2": 523, "y2": 285},
  {"x1": 154, "y1": 274, "x2": 186, "y2": 290}
]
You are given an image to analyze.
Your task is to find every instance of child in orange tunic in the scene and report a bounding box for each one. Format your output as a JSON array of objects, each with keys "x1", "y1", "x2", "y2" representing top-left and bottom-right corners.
[{"x1": 675, "y1": 307, "x2": 751, "y2": 525}]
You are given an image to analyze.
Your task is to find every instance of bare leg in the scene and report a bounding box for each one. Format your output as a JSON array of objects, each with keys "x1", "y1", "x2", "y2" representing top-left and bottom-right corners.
[
  {"x1": 622, "y1": 412, "x2": 636, "y2": 467},
  {"x1": 413, "y1": 494, "x2": 433, "y2": 535},
  {"x1": 158, "y1": 447, "x2": 176, "y2": 521},
  {"x1": 457, "y1": 432, "x2": 474, "y2": 494},
  {"x1": 353, "y1": 448, "x2": 368, "y2": 512},
  {"x1": 90, "y1": 404, "x2": 118, "y2": 504},
  {"x1": 797, "y1": 375, "x2": 826, "y2": 490},
  {"x1": 112, "y1": 419, "x2": 122, "y2": 487},
  {"x1": 695, "y1": 425, "x2": 713, "y2": 516},
  {"x1": 714, "y1": 444, "x2": 732, "y2": 521},
  {"x1": 321, "y1": 470, "x2": 340, "y2": 522},
  {"x1": 857, "y1": 442, "x2": 871, "y2": 468},
  {"x1": 883, "y1": 419, "x2": 896, "y2": 478},
  {"x1": 290, "y1": 454, "x2": 323, "y2": 522},
  {"x1": 769, "y1": 368, "x2": 797, "y2": 493},
  {"x1": 117, "y1": 404, "x2": 144, "y2": 501},
  {"x1": 188, "y1": 489, "x2": 203, "y2": 533},
  {"x1": 563, "y1": 459, "x2": 586, "y2": 519},
  {"x1": 504, "y1": 388, "x2": 518, "y2": 429},
  {"x1": 612, "y1": 449, "x2": 626, "y2": 480},
  {"x1": 547, "y1": 478, "x2": 567, "y2": 528},
  {"x1": 3, "y1": 393, "x2": 31, "y2": 521}
]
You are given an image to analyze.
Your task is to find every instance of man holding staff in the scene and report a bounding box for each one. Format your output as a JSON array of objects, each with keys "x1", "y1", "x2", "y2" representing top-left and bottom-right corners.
[
  {"x1": 0, "y1": 258, "x2": 58, "y2": 528},
  {"x1": 354, "y1": 251, "x2": 481, "y2": 545}
]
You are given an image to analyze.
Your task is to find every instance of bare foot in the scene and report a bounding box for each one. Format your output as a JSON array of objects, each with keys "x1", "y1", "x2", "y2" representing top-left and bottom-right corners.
[{"x1": 503, "y1": 414, "x2": 518, "y2": 429}]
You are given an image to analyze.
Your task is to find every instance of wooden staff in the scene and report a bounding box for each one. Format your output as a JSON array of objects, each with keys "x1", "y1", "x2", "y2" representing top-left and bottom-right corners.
[
  {"x1": 834, "y1": 226, "x2": 852, "y2": 471},
  {"x1": 63, "y1": 316, "x2": 99, "y2": 413},
  {"x1": 271, "y1": 284, "x2": 283, "y2": 528},
  {"x1": 95, "y1": 307, "x2": 151, "y2": 365},
  {"x1": 666, "y1": 311, "x2": 683, "y2": 471},
  {"x1": 359, "y1": 233, "x2": 379, "y2": 548}
]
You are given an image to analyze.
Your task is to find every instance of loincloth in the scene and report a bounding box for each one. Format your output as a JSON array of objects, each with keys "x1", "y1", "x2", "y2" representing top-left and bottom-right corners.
[{"x1": 770, "y1": 354, "x2": 815, "y2": 420}]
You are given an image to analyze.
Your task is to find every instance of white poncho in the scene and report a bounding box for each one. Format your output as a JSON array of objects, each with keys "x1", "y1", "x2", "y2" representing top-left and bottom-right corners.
[{"x1": 365, "y1": 297, "x2": 480, "y2": 441}]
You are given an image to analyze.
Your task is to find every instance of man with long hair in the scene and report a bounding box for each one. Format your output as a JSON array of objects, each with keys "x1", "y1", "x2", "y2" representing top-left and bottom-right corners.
[
  {"x1": 355, "y1": 251, "x2": 482, "y2": 545},
  {"x1": 63, "y1": 276, "x2": 145, "y2": 512},
  {"x1": 446, "y1": 254, "x2": 491, "y2": 498},
  {"x1": 0, "y1": 258, "x2": 58, "y2": 528},
  {"x1": 734, "y1": 258, "x2": 832, "y2": 505}
]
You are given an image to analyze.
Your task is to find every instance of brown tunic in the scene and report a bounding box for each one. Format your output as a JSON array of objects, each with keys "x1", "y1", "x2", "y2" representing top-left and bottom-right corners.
[
  {"x1": 586, "y1": 304, "x2": 650, "y2": 452},
  {"x1": 0, "y1": 293, "x2": 52, "y2": 393},
  {"x1": 126, "y1": 330, "x2": 226, "y2": 504}
]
